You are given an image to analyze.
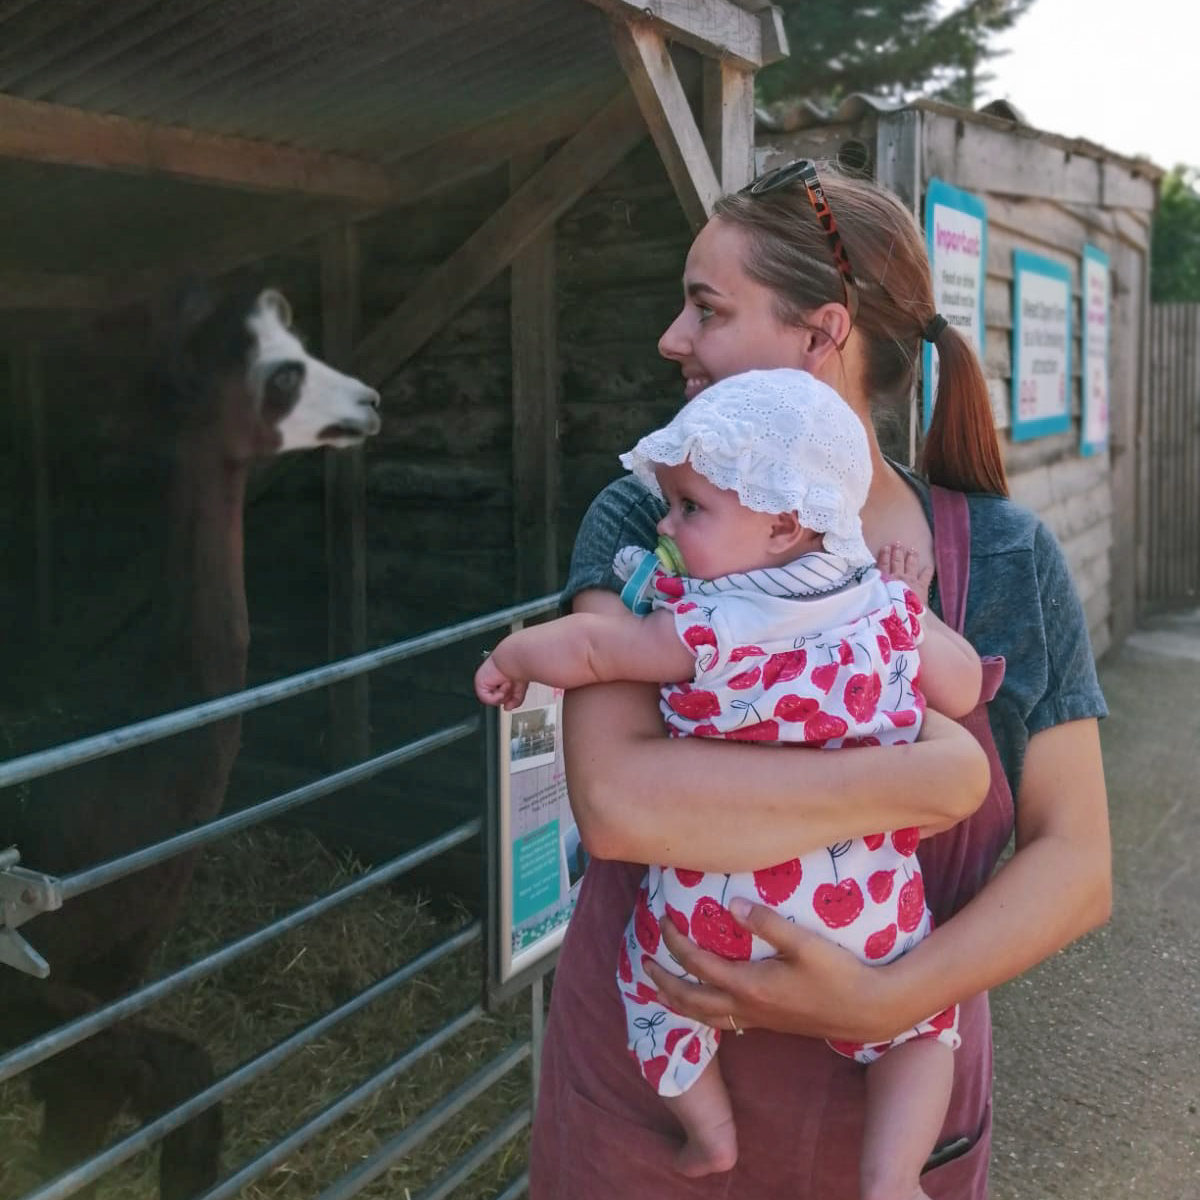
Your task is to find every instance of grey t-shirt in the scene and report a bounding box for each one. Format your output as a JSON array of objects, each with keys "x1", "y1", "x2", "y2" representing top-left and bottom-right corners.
[{"x1": 561, "y1": 470, "x2": 1108, "y2": 801}]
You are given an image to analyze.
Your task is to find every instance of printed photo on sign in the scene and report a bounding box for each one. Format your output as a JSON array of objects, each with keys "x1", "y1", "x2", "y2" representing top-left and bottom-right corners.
[
  {"x1": 1010, "y1": 250, "x2": 1072, "y2": 442},
  {"x1": 923, "y1": 178, "x2": 987, "y2": 429},
  {"x1": 1081, "y1": 244, "x2": 1110, "y2": 457},
  {"x1": 509, "y1": 702, "x2": 557, "y2": 773}
]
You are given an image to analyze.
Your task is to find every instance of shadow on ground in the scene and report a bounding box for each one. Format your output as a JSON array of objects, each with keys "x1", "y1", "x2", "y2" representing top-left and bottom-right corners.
[{"x1": 990, "y1": 608, "x2": 1200, "y2": 1198}]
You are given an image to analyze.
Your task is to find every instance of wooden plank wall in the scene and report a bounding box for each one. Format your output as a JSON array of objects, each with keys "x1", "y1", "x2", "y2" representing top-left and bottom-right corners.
[{"x1": 1143, "y1": 304, "x2": 1200, "y2": 612}]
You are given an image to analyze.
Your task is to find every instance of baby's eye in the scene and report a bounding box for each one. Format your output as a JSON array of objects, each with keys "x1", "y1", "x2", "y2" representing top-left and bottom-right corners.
[
  {"x1": 680, "y1": 498, "x2": 699, "y2": 516},
  {"x1": 696, "y1": 305, "x2": 714, "y2": 322}
]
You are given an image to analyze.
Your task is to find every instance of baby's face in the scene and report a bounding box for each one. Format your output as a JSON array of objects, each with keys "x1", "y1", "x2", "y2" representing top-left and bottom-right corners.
[{"x1": 654, "y1": 462, "x2": 780, "y2": 580}]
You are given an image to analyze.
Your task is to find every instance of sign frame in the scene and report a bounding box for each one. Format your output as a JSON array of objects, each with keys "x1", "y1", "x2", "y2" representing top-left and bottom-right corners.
[
  {"x1": 1010, "y1": 249, "x2": 1073, "y2": 442},
  {"x1": 922, "y1": 177, "x2": 988, "y2": 430},
  {"x1": 484, "y1": 683, "x2": 584, "y2": 1007},
  {"x1": 1080, "y1": 243, "x2": 1111, "y2": 457}
]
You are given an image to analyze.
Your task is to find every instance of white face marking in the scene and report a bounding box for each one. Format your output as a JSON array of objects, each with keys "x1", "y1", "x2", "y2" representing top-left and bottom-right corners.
[{"x1": 245, "y1": 292, "x2": 381, "y2": 452}]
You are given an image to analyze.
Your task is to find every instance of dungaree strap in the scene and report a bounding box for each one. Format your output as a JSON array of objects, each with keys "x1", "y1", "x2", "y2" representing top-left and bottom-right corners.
[
  {"x1": 930, "y1": 485, "x2": 970, "y2": 635},
  {"x1": 930, "y1": 485, "x2": 1005, "y2": 704}
]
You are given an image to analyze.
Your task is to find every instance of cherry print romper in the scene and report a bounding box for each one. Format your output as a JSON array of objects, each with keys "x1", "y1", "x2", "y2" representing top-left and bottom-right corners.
[{"x1": 617, "y1": 552, "x2": 961, "y2": 1098}]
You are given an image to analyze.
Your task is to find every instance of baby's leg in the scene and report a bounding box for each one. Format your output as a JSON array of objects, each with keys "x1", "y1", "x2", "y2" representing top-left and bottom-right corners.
[
  {"x1": 661, "y1": 1055, "x2": 738, "y2": 1178},
  {"x1": 859, "y1": 1038, "x2": 954, "y2": 1200}
]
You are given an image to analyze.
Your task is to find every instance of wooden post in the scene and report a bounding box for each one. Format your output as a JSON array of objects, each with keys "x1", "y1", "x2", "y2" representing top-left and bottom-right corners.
[
  {"x1": 702, "y1": 58, "x2": 756, "y2": 193},
  {"x1": 509, "y1": 152, "x2": 560, "y2": 600},
  {"x1": 321, "y1": 225, "x2": 371, "y2": 765},
  {"x1": 611, "y1": 20, "x2": 721, "y2": 232}
]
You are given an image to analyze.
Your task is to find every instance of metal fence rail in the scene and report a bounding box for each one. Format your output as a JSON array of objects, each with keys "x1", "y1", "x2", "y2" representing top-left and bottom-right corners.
[{"x1": 1, "y1": 594, "x2": 561, "y2": 1200}]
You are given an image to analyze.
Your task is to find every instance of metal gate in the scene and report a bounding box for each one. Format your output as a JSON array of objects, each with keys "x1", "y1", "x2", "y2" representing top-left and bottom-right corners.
[
  {"x1": 1142, "y1": 303, "x2": 1200, "y2": 613},
  {"x1": 0, "y1": 595, "x2": 558, "y2": 1200}
]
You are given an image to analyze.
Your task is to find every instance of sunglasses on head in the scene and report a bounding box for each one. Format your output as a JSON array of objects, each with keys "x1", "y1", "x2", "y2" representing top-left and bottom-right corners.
[{"x1": 740, "y1": 159, "x2": 860, "y2": 324}]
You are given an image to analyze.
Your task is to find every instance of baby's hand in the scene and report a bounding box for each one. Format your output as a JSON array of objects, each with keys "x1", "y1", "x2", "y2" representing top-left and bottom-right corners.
[
  {"x1": 474, "y1": 655, "x2": 528, "y2": 711},
  {"x1": 877, "y1": 542, "x2": 933, "y2": 606}
]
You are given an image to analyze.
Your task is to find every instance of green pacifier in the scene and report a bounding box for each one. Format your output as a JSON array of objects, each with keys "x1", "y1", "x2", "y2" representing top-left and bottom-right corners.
[
  {"x1": 653, "y1": 535, "x2": 687, "y2": 577},
  {"x1": 619, "y1": 536, "x2": 688, "y2": 614}
]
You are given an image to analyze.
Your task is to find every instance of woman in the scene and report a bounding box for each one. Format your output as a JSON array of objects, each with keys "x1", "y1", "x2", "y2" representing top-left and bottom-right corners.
[{"x1": 529, "y1": 161, "x2": 1111, "y2": 1198}]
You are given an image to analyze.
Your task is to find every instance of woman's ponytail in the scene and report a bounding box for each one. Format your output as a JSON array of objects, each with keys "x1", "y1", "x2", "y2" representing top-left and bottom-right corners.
[{"x1": 921, "y1": 323, "x2": 1008, "y2": 497}]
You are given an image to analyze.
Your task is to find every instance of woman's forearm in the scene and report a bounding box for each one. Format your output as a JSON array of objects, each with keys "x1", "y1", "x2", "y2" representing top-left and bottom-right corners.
[
  {"x1": 564, "y1": 636, "x2": 987, "y2": 876},
  {"x1": 872, "y1": 718, "x2": 1111, "y2": 1036}
]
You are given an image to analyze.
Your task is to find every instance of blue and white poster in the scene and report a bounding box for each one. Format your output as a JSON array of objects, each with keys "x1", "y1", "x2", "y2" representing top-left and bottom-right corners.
[
  {"x1": 923, "y1": 177, "x2": 988, "y2": 429},
  {"x1": 1080, "y1": 244, "x2": 1110, "y2": 456},
  {"x1": 1010, "y1": 250, "x2": 1072, "y2": 441},
  {"x1": 487, "y1": 683, "x2": 582, "y2": 1002}
]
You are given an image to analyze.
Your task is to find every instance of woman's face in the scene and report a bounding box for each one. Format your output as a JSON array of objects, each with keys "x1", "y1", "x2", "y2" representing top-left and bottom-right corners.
[{"x1": 658, "y1": 217, "x2": 812, "y2": 402}]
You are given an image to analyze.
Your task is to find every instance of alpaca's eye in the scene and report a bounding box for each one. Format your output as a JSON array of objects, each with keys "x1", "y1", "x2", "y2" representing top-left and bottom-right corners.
[{"x1": 269, "y1": 363, "x2": 304, "y2": 394}]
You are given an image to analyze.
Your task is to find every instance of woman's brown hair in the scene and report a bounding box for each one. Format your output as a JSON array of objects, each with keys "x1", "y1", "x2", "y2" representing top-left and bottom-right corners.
[{"x1": 713, "y1": 168, "x2": 1008, "y2": 496}]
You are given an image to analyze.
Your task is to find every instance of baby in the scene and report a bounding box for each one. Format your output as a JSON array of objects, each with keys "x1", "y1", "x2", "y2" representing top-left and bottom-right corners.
[{"x1": 476, "y1": 369, "x2": 982, "y2": 1200}]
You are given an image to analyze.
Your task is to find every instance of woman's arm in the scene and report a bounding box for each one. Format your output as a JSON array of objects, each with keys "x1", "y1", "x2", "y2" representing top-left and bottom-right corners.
[
  {"x1": 565, "y1": 588, "x2": 990, "y2": 870},
  {"x1": 644, "y1": 716, "x2": 1111, "y2": 1041}
]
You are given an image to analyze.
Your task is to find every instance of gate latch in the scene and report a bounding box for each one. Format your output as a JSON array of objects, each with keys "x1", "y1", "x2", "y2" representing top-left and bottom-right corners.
[{"x1": 0, "y1": 846, "x2": 63, "y2": 979}]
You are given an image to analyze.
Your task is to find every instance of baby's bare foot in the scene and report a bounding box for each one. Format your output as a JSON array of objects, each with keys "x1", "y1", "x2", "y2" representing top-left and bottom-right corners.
[
  {"x1": 877, "y1": 542, "x2": 933, "y2": 605},
  {"x1": 675, "y1": 1115, "x2": 738, "y2": 1178}
]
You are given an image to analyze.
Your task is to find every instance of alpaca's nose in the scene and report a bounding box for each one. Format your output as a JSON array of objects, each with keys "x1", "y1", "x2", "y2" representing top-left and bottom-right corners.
[{"x1": 359, "y1": 387, "x2": 381, "y2": 410}]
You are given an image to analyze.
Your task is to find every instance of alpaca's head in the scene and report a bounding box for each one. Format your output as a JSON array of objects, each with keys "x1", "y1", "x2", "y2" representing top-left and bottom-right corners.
[{"x1": 161, "y1": 284, "x2": 381, "y2": 462}]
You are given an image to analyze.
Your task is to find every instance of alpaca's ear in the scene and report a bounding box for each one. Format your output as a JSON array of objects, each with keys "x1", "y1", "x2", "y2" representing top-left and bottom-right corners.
[
  {"x1": 170, "y1": 277, "x2": 217, "y2": 339},
  {"x1": 258, "y1": 288, "x2": 293, "y2": 329}
]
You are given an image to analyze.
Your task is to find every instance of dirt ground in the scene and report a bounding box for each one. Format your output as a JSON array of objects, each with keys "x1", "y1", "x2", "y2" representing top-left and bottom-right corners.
[{"x1": 989, "y1": 608, "x2": 1200, "y2": 1199}]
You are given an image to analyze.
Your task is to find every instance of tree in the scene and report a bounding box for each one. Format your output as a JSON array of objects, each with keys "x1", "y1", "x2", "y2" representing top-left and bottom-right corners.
[
  {"x1": 1151, "y1": 168, "x2": 1200, "y2": 303},
  {"x1": 756, "y1": 0, "x2": 1035, "y2": 110}
]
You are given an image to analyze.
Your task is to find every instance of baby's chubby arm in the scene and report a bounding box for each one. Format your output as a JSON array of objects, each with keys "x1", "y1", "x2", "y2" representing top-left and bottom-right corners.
[{"x1": 474, "y1": 609, "x2": 695, "y2": 709}]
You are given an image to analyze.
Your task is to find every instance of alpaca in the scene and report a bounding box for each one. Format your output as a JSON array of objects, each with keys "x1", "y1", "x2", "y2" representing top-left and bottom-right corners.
[{"x1": 0, "y1": 284, "x2": 381, "y2": 1198}]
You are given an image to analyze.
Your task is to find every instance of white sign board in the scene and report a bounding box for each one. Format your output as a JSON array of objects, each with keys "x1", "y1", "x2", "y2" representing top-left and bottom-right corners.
[
  {"x1": 923, "y1": 178, "x2": 987, "y2": 428},
  {"x1": 486, "y1": 682, "x2": 584, "y2": 1001},
  {"x1": 1010, "y1": 250, "x2": 1072, "y2": 441},
  {"x1": 1080, "y1": 244, "x2": 1110, "y2": 456}
]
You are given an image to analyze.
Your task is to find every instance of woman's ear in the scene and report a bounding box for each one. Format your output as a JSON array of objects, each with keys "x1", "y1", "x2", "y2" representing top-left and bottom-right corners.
[{"x1": 794, "y1": 302, "x2": 853, "y2": 369}]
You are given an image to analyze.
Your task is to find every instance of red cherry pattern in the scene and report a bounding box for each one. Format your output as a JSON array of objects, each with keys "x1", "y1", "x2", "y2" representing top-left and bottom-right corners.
[
  {"x1": 690, "y1": 896, "x2": 753, "y2": 959},
  {"x1": 728, "y1": 665, "x2": 761, "y2": 690},
  {"x1": 754, "y1": 859, "x2": 803, "y2": 904},
  {"x1": 897, "y1": 873, "x2": 926, "y2": 933},
  {"x1": 864, "y1": 923, "x2": 898, "y2": 960},
  {"x1": 867, "y1": 867, "x2": 895, "y2": 902},
  {"x1": 843, "y1": 672, "x2": 881, "y2": 722},
  {"x1": 762, "y1": 648, "x2": 807, "y2": 689},
  {"x1": 812, "y1": 879, "x2": 864, "y2": 929}
]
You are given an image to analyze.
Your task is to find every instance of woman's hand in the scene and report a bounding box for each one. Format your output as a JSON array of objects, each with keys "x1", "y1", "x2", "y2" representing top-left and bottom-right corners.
[{"x1": 642, "y1": 897, "x2": 908, "y2": 1043}]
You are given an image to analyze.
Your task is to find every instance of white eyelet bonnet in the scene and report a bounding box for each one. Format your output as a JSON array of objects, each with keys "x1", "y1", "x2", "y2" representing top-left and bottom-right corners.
[{"x1": 619, "y1": 368, "x2": 875, "y2": 567}]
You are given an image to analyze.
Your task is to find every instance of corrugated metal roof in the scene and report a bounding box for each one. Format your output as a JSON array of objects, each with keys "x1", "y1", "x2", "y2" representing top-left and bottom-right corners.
[{"x1": 0, "y1": 0, "x2": 630, "y2": 294}]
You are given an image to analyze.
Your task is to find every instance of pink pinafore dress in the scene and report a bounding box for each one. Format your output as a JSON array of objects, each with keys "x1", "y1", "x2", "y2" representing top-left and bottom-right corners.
[{"x1": 530, "y1": 487, "x2": 1014, "y2": 1199}]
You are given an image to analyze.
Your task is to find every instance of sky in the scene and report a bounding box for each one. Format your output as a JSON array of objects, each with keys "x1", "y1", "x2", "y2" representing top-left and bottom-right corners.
[{"x1": 978, "y1": 0, "x2": 1195, "y2": 172}]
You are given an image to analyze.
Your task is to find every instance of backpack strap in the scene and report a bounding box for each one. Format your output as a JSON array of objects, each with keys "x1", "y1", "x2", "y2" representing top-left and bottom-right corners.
[
  {"x1": 930, "y1": 485, "x2": 971, "y2": 635},
  {"x1": 930, "y1": 484, "x2": 1005, "y2": 704}
]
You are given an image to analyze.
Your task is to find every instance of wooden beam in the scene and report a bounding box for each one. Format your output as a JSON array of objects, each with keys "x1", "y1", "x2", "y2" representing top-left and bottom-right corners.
[
  {"x1": 583, "y1": 0, "x2": 765, "y2": 70},
  {"x1": 321, "y1": 225, "x2": 371, "y2": 766},
  {"x1": 0, "y1": 92, "x2": 400, "y2": 203},
  {"x1": 0, "y1": 270, "x2": 113, "y2": 311},
  {"x1": 352, "y1": 88, "x2": 646, "y2": 386},
  {"x1": 612, "y1": 20, "x2": 721, "y2": 231},
  {"x1": 702, "y1": 58, "x2": 756, "y2": 193},
  {"x1": 509, "y1": 152, "x2": 560, "y2": 601}
]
